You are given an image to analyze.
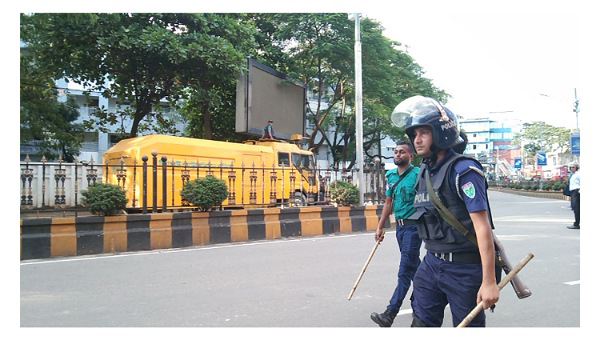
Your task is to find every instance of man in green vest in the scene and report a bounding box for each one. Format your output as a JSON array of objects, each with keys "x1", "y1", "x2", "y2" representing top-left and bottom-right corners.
[{"x1": 370, "y1": 140, "x2": 421, "y2": 327}]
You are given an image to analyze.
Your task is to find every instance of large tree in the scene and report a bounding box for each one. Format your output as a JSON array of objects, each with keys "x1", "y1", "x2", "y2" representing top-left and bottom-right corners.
[
  {"x1": 513, "y1": 121, "x2": 571, "y2": 164},
  {"x1": 20, "y1": 13, "x2": 256, "y2": 138},
  {"x1": 20, "y1": 53, "x2": 84, "y2": 161}
]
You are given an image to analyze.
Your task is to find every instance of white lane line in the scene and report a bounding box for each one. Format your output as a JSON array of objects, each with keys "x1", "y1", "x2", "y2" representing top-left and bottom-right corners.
[
  {"x1": 564, "y1": 280, "x2": 580, "y2": 285},
  {"x1": 397, "y1": 309, "x2": 413, "y2": 316},
  {"x1": 494, "y1": 217, "x2": 573, "y2": 223},
  {"x1": 20, "y1": 232, "x2": 377, "y2": 266}
]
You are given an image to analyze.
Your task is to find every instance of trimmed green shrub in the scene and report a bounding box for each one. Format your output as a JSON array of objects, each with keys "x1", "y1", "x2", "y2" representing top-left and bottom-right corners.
[
  {"x1": 81, "y1": 183, "x2": 128, "y2": 216},
  {"x1": 180, "y1": 176, "x2": 228, "y2": 211},
  {"x1": 553, "y1": 182, "x2": 565, "y2": 191},
  {"x1": 329, "y1": 180, "x2": 360, "y2": 206}
]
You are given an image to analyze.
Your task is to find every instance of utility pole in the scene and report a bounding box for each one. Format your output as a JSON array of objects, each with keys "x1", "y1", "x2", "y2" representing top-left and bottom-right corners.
[
  {"x1": 573, "y1": 88, "x2": 579, "y2": 131},
  {"x1": 354, "y1": 13, "x2": 365, "y2": 205},
  {"x1": 573, "y1": 88, "x2": 580, "y2": 163}
]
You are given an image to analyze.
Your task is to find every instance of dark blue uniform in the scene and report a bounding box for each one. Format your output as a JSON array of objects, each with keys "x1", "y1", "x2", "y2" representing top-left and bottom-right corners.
[{"x1": 409, "y1": 149, "x2": 491, "y2": 327}]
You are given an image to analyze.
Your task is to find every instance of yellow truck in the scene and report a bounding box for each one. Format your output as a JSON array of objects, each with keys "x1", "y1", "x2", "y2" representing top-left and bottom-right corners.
[{"x1": 102, "y1": 134, "x2": 319, "y2": 209}]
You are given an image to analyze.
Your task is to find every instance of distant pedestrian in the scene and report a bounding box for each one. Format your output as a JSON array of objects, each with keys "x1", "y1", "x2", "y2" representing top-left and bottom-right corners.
[{"x1": 567, "y1": 162, "x2": 580, "y2": 229}]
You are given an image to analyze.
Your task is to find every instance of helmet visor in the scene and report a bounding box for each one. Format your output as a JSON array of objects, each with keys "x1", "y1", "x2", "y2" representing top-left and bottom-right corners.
[{"x1": 391, "y1": 95, "x2": 442, "y2": 128}]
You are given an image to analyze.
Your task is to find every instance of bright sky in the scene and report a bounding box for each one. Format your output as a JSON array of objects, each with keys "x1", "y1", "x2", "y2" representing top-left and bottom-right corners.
[
  {"x1": 18, "y1": 0, "x2": 586, "y2": 131},
  {"x1": 365, "y1": 9, "x2": 581, "y2": 130}
]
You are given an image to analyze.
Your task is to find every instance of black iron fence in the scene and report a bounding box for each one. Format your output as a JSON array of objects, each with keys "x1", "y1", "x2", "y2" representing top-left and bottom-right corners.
[{"x1": 20, "y1": 154, "x2": 387, "y2": 216}]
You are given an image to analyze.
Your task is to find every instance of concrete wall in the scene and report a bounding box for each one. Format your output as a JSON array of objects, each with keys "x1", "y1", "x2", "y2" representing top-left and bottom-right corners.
[{"x1": 20, "y1": 205, "x2": 389, "y2": 260}]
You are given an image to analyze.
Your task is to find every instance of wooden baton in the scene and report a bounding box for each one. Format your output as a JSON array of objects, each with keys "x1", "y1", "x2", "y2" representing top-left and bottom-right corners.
[
  {"x1": 457, "y1": 252, "x2": 534, "y2": 327},
  {"x1": 347, "y1": 241, "x2": 381, "y2": 301}
]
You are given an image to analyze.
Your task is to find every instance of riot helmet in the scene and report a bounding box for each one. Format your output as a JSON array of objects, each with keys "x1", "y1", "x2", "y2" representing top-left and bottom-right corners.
[{"x1": 391, "y1": 95, "x2": 463, "y2": 151}]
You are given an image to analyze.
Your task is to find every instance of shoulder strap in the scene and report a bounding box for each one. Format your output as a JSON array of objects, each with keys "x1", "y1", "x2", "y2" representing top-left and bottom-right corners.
[
  {"x1": 425, "y1": 169, "x2": 503, "y2": 266},
  {"x1": 424, "y1": 169, "x2": 478, "y2": 245}
]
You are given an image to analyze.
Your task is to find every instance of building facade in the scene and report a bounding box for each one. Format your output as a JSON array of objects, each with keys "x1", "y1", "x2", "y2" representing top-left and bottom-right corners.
[{"x1": 459, "y1": 116, "x2": 522, "y2": 178}]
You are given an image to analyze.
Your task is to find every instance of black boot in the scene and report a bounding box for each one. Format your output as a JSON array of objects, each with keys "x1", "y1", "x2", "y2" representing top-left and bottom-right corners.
[
  {"x1": 370, "y1": 309, "x2": 397, "y2": 327},
  {"x1": 567, "y1": 224, "x2": 580, "y2": 229}
]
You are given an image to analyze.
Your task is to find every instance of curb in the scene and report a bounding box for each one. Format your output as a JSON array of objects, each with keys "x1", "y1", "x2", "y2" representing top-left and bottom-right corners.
[{"x1": 21, "y1": 205, "x2": 389, "y2": 260}]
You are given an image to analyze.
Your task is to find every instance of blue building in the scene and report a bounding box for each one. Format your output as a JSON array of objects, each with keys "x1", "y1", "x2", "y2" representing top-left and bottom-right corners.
[{"x1": 459, "y1": 116, "x2": 522, "y2": 176}]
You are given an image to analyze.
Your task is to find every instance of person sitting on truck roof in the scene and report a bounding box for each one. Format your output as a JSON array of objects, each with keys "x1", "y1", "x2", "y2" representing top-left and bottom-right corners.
[{"x1": 261, "y1": 120, "x2": 276, "y2": 140}]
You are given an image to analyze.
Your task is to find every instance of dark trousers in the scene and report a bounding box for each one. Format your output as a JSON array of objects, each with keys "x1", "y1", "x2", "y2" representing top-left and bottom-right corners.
[
  {"x1": 572, "y1": 190, "x2": 580, "y2": 226},
  {"x1": 410, "y1": 252, "x2": 485, "y2": 327},
  {"x1": 386, "y1": 224, "x2": 422, "y2": 314}
]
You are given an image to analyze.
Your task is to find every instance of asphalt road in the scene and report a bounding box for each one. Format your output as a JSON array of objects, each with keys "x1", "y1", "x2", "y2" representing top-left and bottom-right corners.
[{"x1": 20, "y1": 190, "x2": 580, "y2": 327}]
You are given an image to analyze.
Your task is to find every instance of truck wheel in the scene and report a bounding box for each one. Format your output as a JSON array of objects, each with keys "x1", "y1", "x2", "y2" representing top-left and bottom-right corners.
[{"x1": 293, "y1": 192, "x2": 307, "y2": 206}]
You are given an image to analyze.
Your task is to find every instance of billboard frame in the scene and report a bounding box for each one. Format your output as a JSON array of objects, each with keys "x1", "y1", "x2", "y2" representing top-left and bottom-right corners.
[{"x1": 235, "y1": 58, "x2": 306, "y2": 140}]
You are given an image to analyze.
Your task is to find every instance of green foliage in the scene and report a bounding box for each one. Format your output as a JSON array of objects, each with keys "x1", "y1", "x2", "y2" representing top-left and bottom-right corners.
[
  {"x1": 21, "y1": 13, "x2": 257, "y2": 138},
  {"x1": 180, "y1": 176, "x2": 228, "y2": 211},
  {"x1": 552, "y1": 182, "x2": 565, "y2": 191},
  {"x1": 512, "y1": 121, "x2": 571, "y2": 164},
  {"x1": 329, "y1": 180, "x2": 360, "y2": 206},
  {"x1": 252, "y1": 14, "x2": 447, "y2": 168},
  {"x1": 20, "y1": 54, "x2": 84, "y2": 161},
  {"x1": 81, "y1": 183, "x2": 128, "y2": 216}
]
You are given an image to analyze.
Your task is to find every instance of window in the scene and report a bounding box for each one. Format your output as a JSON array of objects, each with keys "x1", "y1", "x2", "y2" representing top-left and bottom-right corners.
[
  {"x1": 292, "y1": 153, "x2": 300, "y2": 167},
  {"x1": 472, "y1": 145, "x2": 477, "y2": 150},
  {"x1": 87, "y1": 97, "x2": 99, "y2": 107},
  {"x1": 278, "y1": 152, "x2": 290, "y2": 167},
  {"x1": 473, "y1": 133, "x2": 477, "y2": 138},
  {"x1": 109, "y1": 133, "x2": 128, "y2": 146},
  {"x1": 300, "y1": 154, "x2": 312, "y2": 169}
]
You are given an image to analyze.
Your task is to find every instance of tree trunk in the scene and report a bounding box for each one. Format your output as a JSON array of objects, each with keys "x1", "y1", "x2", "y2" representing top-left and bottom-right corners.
[
  {"x1": 203, "y1": 102, "x2": 212, "y2": 140},
  {"x1": 129, "y1": 100, "x2": 152, "y2": 138}
]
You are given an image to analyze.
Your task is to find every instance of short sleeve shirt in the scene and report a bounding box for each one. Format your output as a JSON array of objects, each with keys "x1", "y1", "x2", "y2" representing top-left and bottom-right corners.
[
  {"x1": 385, "y1": 165, "x2": 420, "y2": 219},
  {"x1": 450, "y1": 158, "x2": 489, "y2": 213}
]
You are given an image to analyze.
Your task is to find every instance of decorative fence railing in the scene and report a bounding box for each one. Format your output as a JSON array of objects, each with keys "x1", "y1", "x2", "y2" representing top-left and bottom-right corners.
[{"x1": 20, "y1": 154, "x2": 387, "y2": 216}]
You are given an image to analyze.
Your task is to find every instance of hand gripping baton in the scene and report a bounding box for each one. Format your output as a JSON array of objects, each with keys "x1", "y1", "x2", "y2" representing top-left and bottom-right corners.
[
  {"x1": 347, "y1": 241, "x2": 381, "y2": 301},
  {"x1": 457, "y1": 253, "x2": 534, "y2": 327}
]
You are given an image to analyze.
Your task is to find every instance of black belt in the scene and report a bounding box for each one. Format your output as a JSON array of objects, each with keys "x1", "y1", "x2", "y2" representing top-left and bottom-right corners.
[
  {"x1": 396, "y1": 218, "x2": 415, "y2": 226},
  {"x1": 430, "y1": 251, "x2": 481, "y2": 264}
]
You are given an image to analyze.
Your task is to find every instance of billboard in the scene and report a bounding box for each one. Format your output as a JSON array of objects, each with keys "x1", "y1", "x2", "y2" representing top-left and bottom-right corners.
[{"x1": 236, "y1": 58, "x2": 306, "y2": 140}]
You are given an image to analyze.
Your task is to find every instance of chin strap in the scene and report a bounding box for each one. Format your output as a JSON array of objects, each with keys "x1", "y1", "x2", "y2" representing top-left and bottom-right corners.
[{"x1": 422, "y1": 145, "x2": 440, "y2": 166}]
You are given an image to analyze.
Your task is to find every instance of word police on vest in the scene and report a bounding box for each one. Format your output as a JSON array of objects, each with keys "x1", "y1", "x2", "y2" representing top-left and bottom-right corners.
[{"x1": 414, "y1": 192, "x2": 430, "y2": 204}]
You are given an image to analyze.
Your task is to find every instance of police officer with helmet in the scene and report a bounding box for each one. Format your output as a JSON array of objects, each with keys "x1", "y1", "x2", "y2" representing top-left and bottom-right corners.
[{"x1": 390, "y1": 96, "x2": 499, "y2": 327}]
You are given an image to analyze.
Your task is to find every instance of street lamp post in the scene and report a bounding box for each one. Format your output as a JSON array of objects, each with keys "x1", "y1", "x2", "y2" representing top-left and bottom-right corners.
[{"x1": 353, "y1": 13, "x2": 365, "y2": 205}]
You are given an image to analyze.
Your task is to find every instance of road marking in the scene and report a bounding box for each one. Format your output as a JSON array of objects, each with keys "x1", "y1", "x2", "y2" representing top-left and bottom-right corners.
[
  {"x1": 397, "y1": 309, "x2": 413, "y2": 316},
  {"x1": 494, "y1": 217, "x2": 573, "y2": 223},
  {"x1": 20, "y1": 232, "x2": 375, "y2": 266},
  {"x1": 564, "y1": 280, "x2": 580, "y2": 285}
]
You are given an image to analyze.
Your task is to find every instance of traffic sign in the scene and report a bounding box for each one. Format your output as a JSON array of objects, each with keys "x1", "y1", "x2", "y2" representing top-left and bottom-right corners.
[
  {"x1": 571, "y1": 132, "x2": 580, "y2": 156},
  {"x1": 514, "y1": 158, "x2": 522, "y2": 169},
  {"x1": 536, "y1": 152, "x2": 547, "y2": 166}
]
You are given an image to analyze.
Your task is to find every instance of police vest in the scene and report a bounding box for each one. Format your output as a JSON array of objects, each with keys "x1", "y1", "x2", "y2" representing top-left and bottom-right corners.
[{"x1": 410, "y1": 153, "x2": 486, "y2": 253}]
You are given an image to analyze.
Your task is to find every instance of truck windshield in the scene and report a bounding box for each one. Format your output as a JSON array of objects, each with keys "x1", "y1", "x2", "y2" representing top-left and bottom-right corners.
[
  {"x1": 301, "y1": 154, "x2": 313, "y2": 170},
  {"x1": 292, "y1": 153, "x2": 314, "y2": 170}
]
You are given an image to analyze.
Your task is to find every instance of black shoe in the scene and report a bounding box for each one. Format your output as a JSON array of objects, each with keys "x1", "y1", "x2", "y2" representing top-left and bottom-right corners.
[
  {"x1": 567, "y1": 225, "x2": 580, "y2": 229},
  {"x1": 370, "y1": 309, "x2": 396, "y2": 327}
]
